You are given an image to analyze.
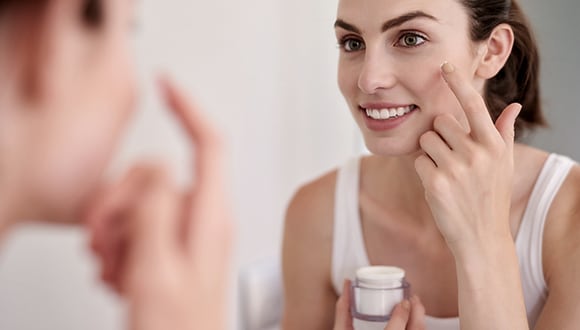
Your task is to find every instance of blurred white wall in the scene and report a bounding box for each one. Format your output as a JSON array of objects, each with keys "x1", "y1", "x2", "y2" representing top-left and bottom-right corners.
[{"x1": 0, "y1": 0, "x2": 578, "y2": 329}]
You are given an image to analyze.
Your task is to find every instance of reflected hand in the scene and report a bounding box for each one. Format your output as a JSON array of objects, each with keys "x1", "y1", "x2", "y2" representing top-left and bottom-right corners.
[
  {"x1": 414, "y1": 61, "x2": 521, "y2": 258},
  {"x1": 86, "y1": 78, "x2": 233, "y2": 330},
  {"x1": 333, "y1": 280, "x2": 426, "y2": 330}
]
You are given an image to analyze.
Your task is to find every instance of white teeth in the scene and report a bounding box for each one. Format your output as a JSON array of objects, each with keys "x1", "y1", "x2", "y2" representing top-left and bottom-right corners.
[{"x1": 364, "y1": 105, "x2": 415, "y2": 120}]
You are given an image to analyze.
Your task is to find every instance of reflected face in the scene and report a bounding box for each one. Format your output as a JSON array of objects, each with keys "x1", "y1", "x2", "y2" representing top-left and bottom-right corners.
[
  {"x1": 0, "y1": 0, "x2": 137, "y2": 221},
  {"x1": 335, "y1": 0, "x2": 483, "y2": 156}
]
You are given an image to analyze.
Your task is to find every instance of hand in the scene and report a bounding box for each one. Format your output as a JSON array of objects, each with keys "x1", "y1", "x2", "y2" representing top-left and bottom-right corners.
[
  {"x1": 333, "y1": 280, "x2": 426, "y2": 330},
  {"x1": 414, "y1": 61, "x2": 521, "y2": 257},
  {"x1": 86, "y1": 77, "x2": 233, "y2": 330}
]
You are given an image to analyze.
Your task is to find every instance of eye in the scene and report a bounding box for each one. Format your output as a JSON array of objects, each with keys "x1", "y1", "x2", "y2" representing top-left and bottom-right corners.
[
  {"x1": 396, "y1": 32, "x2": 427, "y2": 48},
  {"x1": 82, "y1": 0, "x2": 103, "y2": 28},
  {"x1": 339, "y1": 37, "x2": 366, "y2": 52}
]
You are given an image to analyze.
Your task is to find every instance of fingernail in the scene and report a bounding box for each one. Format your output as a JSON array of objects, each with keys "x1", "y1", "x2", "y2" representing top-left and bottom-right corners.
[
  {"x1": 402, "y1": 299, "x2": 411, "y2": 311},
  {"x1": 441, "y1": 61, "x2": 455, "y2": 74}
]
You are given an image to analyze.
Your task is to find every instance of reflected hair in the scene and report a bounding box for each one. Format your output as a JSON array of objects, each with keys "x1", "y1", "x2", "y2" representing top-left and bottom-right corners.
[
  {"x1": 0, "y1": 0, "x2": 103, "y2": 27},
  {"x1": 460, "y1": 0, "x2": 546, "y2": 139}
]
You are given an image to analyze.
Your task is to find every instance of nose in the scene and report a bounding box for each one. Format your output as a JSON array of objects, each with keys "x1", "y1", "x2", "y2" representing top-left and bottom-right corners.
[{"x1": 357, "y1": 50, "x2": 397, "y2": 94}]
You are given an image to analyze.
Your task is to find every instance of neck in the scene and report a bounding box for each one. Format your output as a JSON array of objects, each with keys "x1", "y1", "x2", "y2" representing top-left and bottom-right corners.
[{"x1": 365, "y1": 150, "x2": 434, "y2": 223}]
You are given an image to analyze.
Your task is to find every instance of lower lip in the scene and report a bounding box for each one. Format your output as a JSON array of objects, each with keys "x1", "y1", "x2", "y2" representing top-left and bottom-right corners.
[{"x1": 361, "y1": 107, "x2": 417, "y2": 131}]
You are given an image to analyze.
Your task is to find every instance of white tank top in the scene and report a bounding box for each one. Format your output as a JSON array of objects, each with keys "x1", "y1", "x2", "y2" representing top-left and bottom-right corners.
[{"x1": 331, "y1": 154, "x2": 575, "y2": 329}]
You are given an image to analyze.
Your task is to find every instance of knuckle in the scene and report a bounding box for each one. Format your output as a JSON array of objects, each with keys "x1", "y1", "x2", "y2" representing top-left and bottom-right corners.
[
  {"x1": 464, "y1": 97, "x2": 484, "y2": 113},
  {"x1": 419, "y1": 131, "x2": 437, "y2": 146},
  {"x1": 433, "y1": 115, "x2": 451, "y2": 132},
  {"x1": 427, "y1": 173, "x2": 449, "y2": 194},
  {"x1": 466, "y1": 148, "x2": 486, "y2": 168}
]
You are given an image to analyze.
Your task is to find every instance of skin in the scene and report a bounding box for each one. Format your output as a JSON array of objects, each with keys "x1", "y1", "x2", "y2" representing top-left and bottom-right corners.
[
  {"x1": 0, "y1": 1, "x2": 232, "y2": 330},
  {"x1": 282, "y1": 0, "x2": 580, "y2": 329}
]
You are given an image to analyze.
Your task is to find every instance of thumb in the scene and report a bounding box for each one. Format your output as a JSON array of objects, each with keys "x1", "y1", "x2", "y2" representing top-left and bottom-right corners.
[
  {"x1": 334, "y1": 279, "x2": 354, "y2": 330},
  {"x1": 384, "y1": 300, "x2": 411, "y2": 330},
  {"x1": 495, "y1": 103, "x2": 522, "y2": 146}
]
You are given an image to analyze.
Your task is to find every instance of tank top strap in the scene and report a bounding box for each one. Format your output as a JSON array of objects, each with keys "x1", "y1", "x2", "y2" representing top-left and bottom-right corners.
[
  {"x1": 515, "y1": 153, "x2": 575, "y2": 325},
  {"x1": 332, "y1": 157, "x2": 368, "y2": 294}
]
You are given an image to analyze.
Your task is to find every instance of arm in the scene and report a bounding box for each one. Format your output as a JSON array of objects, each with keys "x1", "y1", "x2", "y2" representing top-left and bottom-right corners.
[
  {"x1": 415, "y1": 61, "x2": 528, "y2": 329},
  {"x1": 453, "y1": 235, "x2": 527, "y2": 329},
  {"x1": 282, "y1": 174, "x2": 338, "y2": 330},
  {"x1": 87, "y1": 78, "x2": 233, "y2": 330},
  {"x1": 534, "y1": 166, "x2": 580, "y2": 330}
]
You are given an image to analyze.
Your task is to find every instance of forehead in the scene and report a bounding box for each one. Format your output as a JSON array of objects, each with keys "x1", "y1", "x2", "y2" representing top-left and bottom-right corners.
[{"x1": 336, "y1": 0, "x2": 469, "y2": 31}]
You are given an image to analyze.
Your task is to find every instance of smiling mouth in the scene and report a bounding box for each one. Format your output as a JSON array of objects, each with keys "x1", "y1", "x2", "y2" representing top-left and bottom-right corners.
[{"x1": 360, "y1": 105, "x2": 418, "y2": 120}]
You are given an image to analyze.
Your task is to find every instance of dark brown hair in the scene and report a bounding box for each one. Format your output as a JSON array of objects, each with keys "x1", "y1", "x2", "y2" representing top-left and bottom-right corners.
[
  {"x1": 0, "y1": 0, "x2": 103, "y2": 27},
  {"x1": 460, "y1": 0, "x2": 546, "y2": 139}
]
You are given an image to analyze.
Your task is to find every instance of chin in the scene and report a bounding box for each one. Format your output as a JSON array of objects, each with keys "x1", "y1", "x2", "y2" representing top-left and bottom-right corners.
[{"x1": 363, "y1": 136, "x2": 421, "y2": 157}]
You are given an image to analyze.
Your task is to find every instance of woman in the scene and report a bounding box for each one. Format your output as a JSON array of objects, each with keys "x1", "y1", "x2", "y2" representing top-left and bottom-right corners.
[
  {"x1": 282, "y1": 0, "x2": 580, "y2": 329},
  {"x1": 0, "y1": 1, "x2": 232, "y2": 329}
]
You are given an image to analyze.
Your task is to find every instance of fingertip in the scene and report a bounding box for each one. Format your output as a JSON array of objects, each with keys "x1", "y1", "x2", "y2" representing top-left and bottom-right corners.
[
  {"x1": 343, "y1": 278, "x2": 352, "y2": 290},
  {"x1": 401, "y1": 299, "x2": 411, "y2": 311},
  {"x1": 157, "y1": 74, "x2": 175, "y2": 107},
  {"x1": 513, "y1": 103, "x2": 523, "y2": 116},
  {"x1": 410, "y1": 295, "x2": 425, "y2": 311},
  {"x1": 440, "y1": 61, "x2": 455, "y2": 74}
]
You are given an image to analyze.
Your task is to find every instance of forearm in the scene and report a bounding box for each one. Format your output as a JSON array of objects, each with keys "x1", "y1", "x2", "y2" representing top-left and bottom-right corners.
[
  {"x1": 129, "y1": 298, "x2": 226, "y2": 330},
  {"x1": 454, "y1": 236, "x2": 529, "y2": 330}
]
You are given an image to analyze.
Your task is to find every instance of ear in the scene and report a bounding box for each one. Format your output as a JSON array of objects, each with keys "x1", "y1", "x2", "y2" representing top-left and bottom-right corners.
[{"x1": 475, "y1": 23, "x2": 515, "y2": 79}]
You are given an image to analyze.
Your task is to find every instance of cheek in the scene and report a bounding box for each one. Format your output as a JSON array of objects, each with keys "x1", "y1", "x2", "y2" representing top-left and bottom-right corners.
[
  {"x1": 337, "y1": 58, "x2": 360, "y2": 98},
  {"x1": 412, "y1": 64, "x2": 464, "y2": 119}
]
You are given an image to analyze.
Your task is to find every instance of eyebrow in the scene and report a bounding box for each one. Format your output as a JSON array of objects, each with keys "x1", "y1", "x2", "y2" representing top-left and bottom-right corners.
[{"x1": 334, "y1": 10, "x2": 438, "y2": 34}]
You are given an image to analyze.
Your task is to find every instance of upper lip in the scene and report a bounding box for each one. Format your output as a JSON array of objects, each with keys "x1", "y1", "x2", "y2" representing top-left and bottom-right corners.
[{"x1": 359, "y1": 103, "x2": 416, "y2": 110}]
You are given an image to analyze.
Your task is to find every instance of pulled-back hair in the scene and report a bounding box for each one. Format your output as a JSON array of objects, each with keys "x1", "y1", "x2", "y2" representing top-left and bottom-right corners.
[
  {"x1": 460, "y1": 0, "x2": 546, "y2": 139},
  {"x1": 0, "y1": 0, "x2": 102, "y2": 27}
]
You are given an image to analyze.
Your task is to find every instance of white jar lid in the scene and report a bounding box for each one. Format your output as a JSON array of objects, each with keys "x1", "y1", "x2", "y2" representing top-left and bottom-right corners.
[{"x1": 356, "y1": 266, "x2": 405, "y2": 289}]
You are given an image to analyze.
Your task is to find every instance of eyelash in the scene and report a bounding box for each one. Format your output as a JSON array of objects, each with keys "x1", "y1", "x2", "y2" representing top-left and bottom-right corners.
[
  {"x1": 337, "y1": 31, "x2": 429, "y2": 52},
  {"x1": 337, "y1": 35, "x2": 365, "y2": 52},
  {"x1": 395, "y1": 31, "x2": 428, "y2": 48}
]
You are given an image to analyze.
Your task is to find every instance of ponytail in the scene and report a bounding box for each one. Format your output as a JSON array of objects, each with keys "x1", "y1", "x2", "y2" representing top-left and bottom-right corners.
[{"x1": 462, "y1": 0, "x2": 546, "y2": 139}]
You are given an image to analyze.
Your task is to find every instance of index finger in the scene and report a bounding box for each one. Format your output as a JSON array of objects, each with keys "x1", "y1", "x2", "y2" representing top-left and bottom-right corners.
[
  {"x1": 158, "y1": 76, "x2": 225, "y2": 193},
  {"x1": 440, "y1": 61, "x2": 497, "y2": 143},
  {"x1": 157, "y1": 76, "x2": 230, "y2": 253}
]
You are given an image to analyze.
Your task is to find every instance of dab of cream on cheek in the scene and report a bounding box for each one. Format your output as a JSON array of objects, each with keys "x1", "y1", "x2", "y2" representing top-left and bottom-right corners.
[{"x1": 352, "y1": 266, "x2": 410, "y2": 322}]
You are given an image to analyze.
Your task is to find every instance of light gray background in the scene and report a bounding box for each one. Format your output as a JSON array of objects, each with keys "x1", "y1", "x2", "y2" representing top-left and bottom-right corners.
[
  {"x1": 0, "y1": 1, "x2": 577, "y2": 329},
  {"x1": 523, "y1": 0, "x2": 580, "y2": 159}
]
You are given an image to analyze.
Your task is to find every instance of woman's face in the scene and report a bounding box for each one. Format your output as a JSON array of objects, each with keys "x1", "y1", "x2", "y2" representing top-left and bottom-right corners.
[
  {"x1": 0, "y1": 0, "x2": 137, "y2": 221},
  {"x1": 335, "y1": 0, "x2": 485, "y2": 156}
]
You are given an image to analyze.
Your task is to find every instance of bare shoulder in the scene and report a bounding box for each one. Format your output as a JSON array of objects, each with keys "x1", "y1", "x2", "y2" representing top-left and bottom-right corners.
[
  {"x1": 281, "y1": 168, "x2": 340, "y2": 330},
  {"x1": 283, "y1": 168, "x2": 338, "y2": 278},
  {"x1": 285, "y1": 169, "x2": 338, "y2": 235},
  {"x1": 534, "y1": 162, "x2": 580, "y2": 328},
  {"x1": 543, "y1": 161, "x2": 580, "y2": 286}
]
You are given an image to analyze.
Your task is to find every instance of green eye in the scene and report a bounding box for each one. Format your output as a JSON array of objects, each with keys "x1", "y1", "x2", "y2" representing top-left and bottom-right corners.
[
  {"x1": 342, "y1": 38, "x2": 365, "y2": 52},
  {"x1": 397, "y1": 33, "x2": 427, "y2": 48}
]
